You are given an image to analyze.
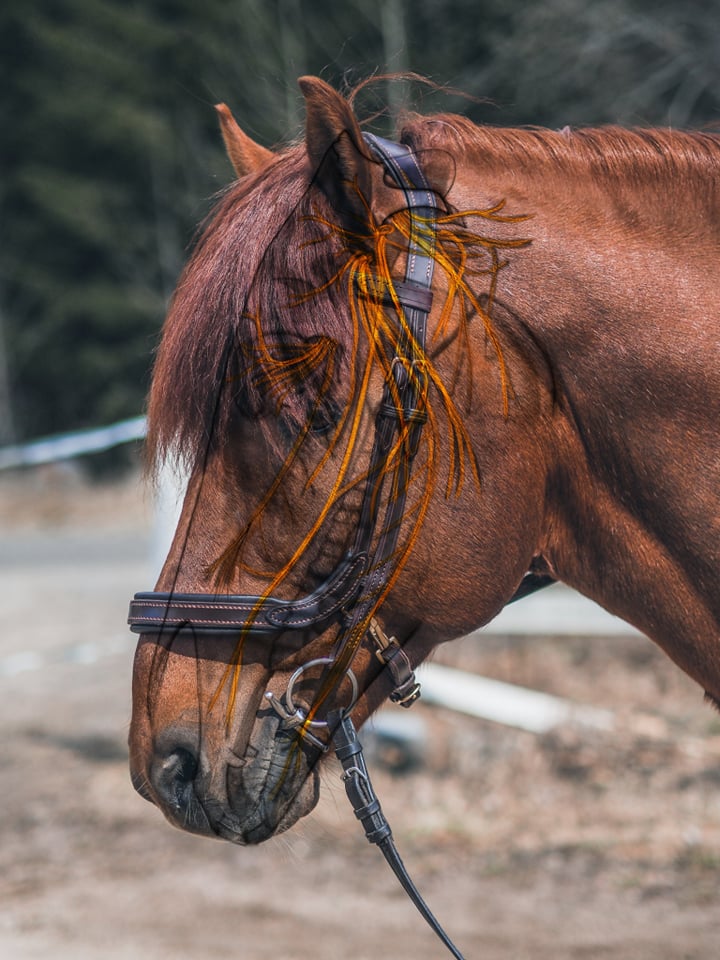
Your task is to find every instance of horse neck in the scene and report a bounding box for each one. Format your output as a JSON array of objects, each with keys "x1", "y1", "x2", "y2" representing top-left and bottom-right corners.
[{"x1": 455, "y1": 150, "x2": 720, "y2": 690}]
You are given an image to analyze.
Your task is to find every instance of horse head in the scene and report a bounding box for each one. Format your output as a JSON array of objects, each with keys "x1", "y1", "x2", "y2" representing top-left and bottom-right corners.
[{"x1": 128, "y1": 77, "x2": 554, "y2": 844}]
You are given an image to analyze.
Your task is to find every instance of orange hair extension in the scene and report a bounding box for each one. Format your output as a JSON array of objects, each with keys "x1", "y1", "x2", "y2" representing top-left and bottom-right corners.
[{"x1": 209, "y1": 189, "x2": 530, "y2": 730}]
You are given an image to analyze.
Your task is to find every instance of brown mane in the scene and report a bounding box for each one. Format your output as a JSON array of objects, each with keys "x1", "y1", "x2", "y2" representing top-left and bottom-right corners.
[
  {"x1": 402, "y1": 115, "x2": 720, "y2": 184},
  {"x1": 146, "y1": 144, "x2": 352, "y2": 472}
]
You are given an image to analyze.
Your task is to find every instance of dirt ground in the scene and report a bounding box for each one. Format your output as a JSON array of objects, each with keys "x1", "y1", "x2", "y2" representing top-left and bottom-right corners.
[{"x1": 1, "y1": 466, "x2": 719, "y2": 960}]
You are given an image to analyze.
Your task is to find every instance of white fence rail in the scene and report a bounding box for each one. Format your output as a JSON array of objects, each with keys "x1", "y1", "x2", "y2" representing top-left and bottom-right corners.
[{"x1": 0, "y1": 415, "x2": 147, "y2": 470}]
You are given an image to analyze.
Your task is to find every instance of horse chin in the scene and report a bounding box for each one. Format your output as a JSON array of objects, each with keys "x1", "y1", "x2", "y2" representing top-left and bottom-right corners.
[
  {"x1": 220, "y1": 785, "x2": 319, "y2": 845},
  {"x1": 146, "y1": 775, "x2": 319, "y2": 846}
]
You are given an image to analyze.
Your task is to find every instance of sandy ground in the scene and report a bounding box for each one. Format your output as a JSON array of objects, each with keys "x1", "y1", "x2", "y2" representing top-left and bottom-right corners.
[{"x1": 1, "y1": 466, "x2": 720, "y2": 960}]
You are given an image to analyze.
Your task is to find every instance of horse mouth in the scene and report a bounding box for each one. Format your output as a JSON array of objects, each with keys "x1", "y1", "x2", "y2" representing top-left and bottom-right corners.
[
  {"x1": 217, "y1": 737, "x2": 322, "y2": 844},
  {"x1": 133, "y1": 720, "x2": 323, "y2": 845}
]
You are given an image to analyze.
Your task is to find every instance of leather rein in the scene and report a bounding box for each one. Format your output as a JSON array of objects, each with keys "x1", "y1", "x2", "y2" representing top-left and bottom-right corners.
[{"x1": 128, "y1": 133, "x2": 553, "y2": 960}]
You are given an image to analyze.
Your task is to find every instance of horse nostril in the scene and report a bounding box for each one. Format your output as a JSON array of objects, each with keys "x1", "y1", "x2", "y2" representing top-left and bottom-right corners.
[{"x1": 151, "y1": 747, "x2": 199, "y2": 812}]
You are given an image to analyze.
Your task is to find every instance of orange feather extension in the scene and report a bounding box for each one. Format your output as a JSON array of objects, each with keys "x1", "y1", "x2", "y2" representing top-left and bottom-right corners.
[{"x1": 210, "y1": 191, "x2": 530, "y2": 729}]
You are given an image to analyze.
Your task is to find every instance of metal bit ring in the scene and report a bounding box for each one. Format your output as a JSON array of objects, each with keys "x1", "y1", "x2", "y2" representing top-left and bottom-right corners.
[{"x1": 286, "y1": 657, "x2": 359, "y2": 728}]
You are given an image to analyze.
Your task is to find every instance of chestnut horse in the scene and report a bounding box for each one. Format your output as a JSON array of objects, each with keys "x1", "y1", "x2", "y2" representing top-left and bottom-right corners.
[{"x1": 129, "y1": 77, "x2": 720, "y2": 850}]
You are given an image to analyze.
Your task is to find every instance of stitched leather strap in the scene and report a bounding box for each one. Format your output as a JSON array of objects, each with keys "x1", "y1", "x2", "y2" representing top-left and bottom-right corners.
[
  {"x1": 128, "y1": 552, "x2": 366, "y2": 635},
  {"x1": 338, "y1": 134, "x2": 440, "y2": 643},
  {"x1": 330, "y1": 711, "x2": 466, "y2": 960},
  {"x1": 369, "y1": 618, "x2": 421, "y2": 707}
]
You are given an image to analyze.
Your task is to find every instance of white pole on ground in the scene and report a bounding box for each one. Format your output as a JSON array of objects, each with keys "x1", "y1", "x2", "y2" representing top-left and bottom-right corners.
[{"x1": 418, "y1": 663, "x2": 615, "y2": 734}]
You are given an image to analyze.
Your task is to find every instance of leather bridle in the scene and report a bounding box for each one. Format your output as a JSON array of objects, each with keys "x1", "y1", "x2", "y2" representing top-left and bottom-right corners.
[
  {"x1": 129, "y1": 133, "x2": 440, "y2": 648},
  {"x1": 128, "y1": 133, "x2": 552, "y2": 959}
]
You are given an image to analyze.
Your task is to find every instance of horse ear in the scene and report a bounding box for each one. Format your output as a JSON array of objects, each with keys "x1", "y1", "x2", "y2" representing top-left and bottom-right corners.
[
  {"x1": 299, "y1": 76, "x2": 372, "y2": 224},
  {"x1": 215, "y1": 103, "x2": 275, "y2": 178}
]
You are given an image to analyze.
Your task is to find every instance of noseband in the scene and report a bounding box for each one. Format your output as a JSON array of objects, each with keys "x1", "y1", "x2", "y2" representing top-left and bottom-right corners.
[{"x1": 128, "y1": 133, "x2": 550, "y2": 960}]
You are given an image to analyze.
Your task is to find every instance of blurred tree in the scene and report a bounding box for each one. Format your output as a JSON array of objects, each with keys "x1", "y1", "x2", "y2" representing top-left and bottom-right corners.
[
  {"x1": 0, "y1": 0, "x2": 390, "y2": 444},
  {"x1": 0, "y1": 0, "x2": 717, "y2": 448},
  {"x1": 1, "y1": 0, "x2": 204, "y2": 440},
  {"x1": 469, "y1": 0, "x2": 720, "y2": 127}
]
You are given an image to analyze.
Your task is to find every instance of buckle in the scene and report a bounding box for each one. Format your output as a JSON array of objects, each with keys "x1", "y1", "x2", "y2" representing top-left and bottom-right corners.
[{"x1": 368, "y1": 618, "x2": 421, "y2": 708}]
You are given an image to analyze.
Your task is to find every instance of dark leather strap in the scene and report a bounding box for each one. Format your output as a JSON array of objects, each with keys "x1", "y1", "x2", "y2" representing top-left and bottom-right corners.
[
  {"x1": 369, "y1": 618, "x2": 421, "y2": 707},
  {"x1": 338, "y1": 134, "x2": 440, "y2": 642},
  {"x1": 129, "y1": 134, "x2": 440, "y2": 642},
  {"x1": 128, "y1": 552, "x2": 366, "y2": 635},
  {"x1": 355, "y1": 276, "x2": 434, "y2": 313},
  {"x1": 330, "y1": 711, "x2": 466, "y2": 960}
]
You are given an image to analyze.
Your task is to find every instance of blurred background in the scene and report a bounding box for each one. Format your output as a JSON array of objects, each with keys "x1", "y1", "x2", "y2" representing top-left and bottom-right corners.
[{"x1": 2, "y1": 1, "x2": 720, "y2": 958}]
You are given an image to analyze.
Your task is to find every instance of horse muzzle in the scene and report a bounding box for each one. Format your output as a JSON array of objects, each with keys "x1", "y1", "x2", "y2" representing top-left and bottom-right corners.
[
  {"x1": 131, "y1": 707, "x2": 322, "y2": 844},
  {"x1": 129, "y1": 637, "x2": 325, "y2": 844}
]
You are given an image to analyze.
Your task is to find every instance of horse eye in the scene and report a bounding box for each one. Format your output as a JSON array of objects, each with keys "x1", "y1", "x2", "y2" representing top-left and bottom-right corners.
[{"x1": 309, "y1": 397, "x2": 341, "y2": 435}]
